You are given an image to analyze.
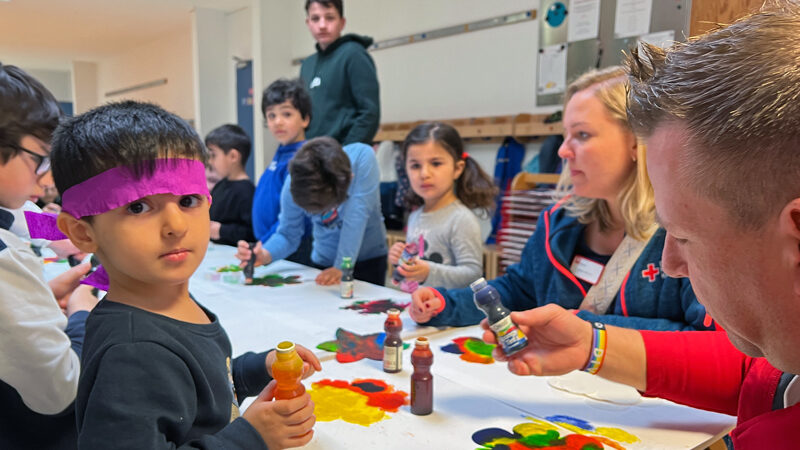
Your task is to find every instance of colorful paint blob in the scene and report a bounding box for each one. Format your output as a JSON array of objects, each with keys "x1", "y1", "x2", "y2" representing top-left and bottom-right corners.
[
  {"x1": 309, "y1": 378, "x2": 409, "y2": 426},
  {"x1": 472, "y1": 416, "x2": 639, "y2": 450},
  {"x1": 250, "y1": 274, "x2": 302, "y2": 287},
  {"x1": 317, "y1": 328, "x2": 409, "y2": 363},
  {"x1": 340, "y1": 299, "x2": 411, "y2": 315},
  {"x1": 43, "y1": 257, "x2": 65, "y2": 264},
  {"x1": 440, "y1": 337, "x2": 496, "y2": 364},
  {"x1": 215, "y1": 264, "x2": 242, "y2": 272}
]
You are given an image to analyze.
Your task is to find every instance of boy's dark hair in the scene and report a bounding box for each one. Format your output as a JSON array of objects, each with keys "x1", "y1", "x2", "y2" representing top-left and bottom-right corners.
[
  {"x1": 289, "y1": 136, "x2": 351, "y2": 214},
  {"x1": 402, "y1": 122, "x2": 498, "y2": 217},
  {"x1": 304, "y1": 0, "x2": 343, "y2": 17},
  {"x1": 0, "y1": 62, "x2": 61, "y2": 164},
  {"x1": 51, "y1": 101, "x2": 207, "y2": 196},
  {"x1": 261, "y1": 78, "x2": 312, "y2": 121},
  {"x1": 205, "y1": 124, "x2": 251, "y2": 165}
]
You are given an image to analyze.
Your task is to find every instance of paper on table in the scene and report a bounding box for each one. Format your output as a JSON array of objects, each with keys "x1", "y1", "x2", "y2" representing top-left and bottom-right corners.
[{"x1": 547, "y1": 370, "x2": 642, "y2": 405}]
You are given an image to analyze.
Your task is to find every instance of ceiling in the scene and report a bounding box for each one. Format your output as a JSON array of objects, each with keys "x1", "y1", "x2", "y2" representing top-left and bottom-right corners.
[{"x1": 0, "y1": 0, "x2": 250, "y2": 70}]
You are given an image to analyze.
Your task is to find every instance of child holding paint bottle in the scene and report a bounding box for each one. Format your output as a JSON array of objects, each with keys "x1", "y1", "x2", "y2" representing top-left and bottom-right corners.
[
  {"x1": 388, "y1": 122, "x2": 496, "y2": 291},
  {"x1": 50, "y1": 101, "x2": 321, "y2": 449}
]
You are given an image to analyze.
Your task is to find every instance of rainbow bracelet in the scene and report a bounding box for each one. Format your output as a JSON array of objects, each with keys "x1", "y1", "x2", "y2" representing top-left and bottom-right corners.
[{"x1": 582, "y1": 321, "x2": 607, "y2": 375}]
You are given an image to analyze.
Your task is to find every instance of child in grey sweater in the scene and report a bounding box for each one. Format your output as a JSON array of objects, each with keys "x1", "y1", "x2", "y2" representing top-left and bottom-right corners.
[{"x1": 389, "y1": 122, "x2": 497, "y2": 290}]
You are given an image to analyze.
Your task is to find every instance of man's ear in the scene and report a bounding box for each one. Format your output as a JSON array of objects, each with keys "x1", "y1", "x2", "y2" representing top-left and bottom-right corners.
[
  {"x1": 779, "y1": 199, "x2": 800, "y2": 296},
  {"x1": 57, "y1": 212, "x2": 98, "y2": 253}
]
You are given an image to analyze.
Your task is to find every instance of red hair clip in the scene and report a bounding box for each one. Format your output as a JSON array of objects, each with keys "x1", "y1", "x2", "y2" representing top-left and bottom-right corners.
[{"x1": 462, "y1": 152, "x2": 470, "y2": 160}]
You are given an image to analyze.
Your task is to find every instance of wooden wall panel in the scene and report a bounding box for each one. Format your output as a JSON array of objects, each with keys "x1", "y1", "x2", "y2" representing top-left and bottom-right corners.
[{"x1": 690, "y1": 0, "x2": 764, "y2": 36}]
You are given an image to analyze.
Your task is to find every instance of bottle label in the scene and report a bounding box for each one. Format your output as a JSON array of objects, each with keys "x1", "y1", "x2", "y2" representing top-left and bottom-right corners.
[
  {"x1": 383, "y1": 345, "x2": 402, "y2": 371},
  {"x1": 341, "y1": 281, "x2": 354, "y2": 298},
  {"x1": 490, "y1": 316, "x2": 528, "y2": 354}
]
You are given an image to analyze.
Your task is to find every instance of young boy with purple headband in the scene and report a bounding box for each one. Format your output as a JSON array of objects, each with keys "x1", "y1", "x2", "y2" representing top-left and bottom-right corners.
[{"x1": 50, "y1": 101, "x2": 320, "y2": 449}]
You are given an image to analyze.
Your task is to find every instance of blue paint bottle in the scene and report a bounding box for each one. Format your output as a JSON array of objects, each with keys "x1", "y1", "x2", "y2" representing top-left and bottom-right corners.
[{"x1": 470, "y1": 277, "x2": 527, "y2": 355}]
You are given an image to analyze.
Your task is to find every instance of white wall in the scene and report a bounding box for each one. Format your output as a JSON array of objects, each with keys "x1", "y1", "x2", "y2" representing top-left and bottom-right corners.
[
  {"x1": 192, "y1": 8, "x2": 231, "y2": 137},
  {"x1": 24, "y1": 68, "x2": 72, "y2": 102},
  {"x1": 287, "y1": 0, "x2": 547, "y2": 122},
  {"x1": 96, "y1": 25, "x2": 195, "y2": 121},
  {"x1": 71, "y1": 61, "x2": 98, "y2": 114},
  {"x1": 226, "y1": 6, "x2": 253, "y2": 123}
]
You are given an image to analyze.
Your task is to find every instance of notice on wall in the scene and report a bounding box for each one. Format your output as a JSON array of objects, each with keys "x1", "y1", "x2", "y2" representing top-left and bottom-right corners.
[
  {"x1": 537, "y1": 44, "x2": 567, "y2": 95},
  {"x1": 614, "y1": 0, "x2": 653, "y2": 39},
  {"x1": 568, "y1": 0, "x2": 601, "y2": 42}
]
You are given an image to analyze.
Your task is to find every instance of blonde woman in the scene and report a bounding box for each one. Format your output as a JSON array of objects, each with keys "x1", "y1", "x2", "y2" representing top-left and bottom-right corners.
[{"x1": 409, "y1": 66, "x2": 714, "y2": 331}]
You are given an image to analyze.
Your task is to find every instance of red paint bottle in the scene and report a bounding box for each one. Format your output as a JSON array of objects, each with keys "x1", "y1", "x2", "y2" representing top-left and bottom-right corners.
[
  {"x1": 383, "y1": 308, "x2": 403, "y2": 373},
  {"x1": 272, "y1": 341, "x2": 306, "y2": 400},
  {"x1": 410, "y1": 337, "x2": 433, "y2": 415}
]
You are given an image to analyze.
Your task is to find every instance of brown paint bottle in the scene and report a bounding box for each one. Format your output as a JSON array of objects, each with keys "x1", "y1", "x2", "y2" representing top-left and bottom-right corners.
[
  {"x1": 410, "y1": 337, "x2": 433, "y2": 415},
  {"x1": 383, "y1": 308, "x2": 403, "y2": 373}
]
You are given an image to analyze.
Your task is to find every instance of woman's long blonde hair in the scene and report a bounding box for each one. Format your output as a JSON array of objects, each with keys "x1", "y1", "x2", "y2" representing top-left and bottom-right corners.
[{"x1": 555, "y1": 66, "x2": 656, "y2": 241}]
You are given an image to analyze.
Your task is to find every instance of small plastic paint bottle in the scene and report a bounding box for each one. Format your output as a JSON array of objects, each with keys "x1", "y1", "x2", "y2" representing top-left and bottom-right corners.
[
  {"x1": 244, "y1": 242, "x2": 256, "y2": 284},
  {"x1": 470, "y1": 277, "x2": 528, "y2": 356},
  {"x1": 383, "y1": 308, "x2": 403, "y2": 373},
  {"x1": 410, "y1": 337, "x2": 433, "y2": 415},
  {"x1": 272, "y1": 341, "x2": 306, "y2": 400},
  {"x1": 340, "y1": 256, "x2": 354, "y2": 298},
  {"x1": 391, "y1": 241, "x2": 419, "y2": 285}
]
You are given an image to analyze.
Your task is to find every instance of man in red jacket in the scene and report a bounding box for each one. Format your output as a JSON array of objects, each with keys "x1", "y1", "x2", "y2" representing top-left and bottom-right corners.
[{"x1": 483, "y1": 2, "x2": 800, "y2": 448}]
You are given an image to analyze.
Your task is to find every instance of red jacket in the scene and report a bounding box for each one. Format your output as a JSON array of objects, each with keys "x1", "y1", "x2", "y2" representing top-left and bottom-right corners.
[{"x1": 641, "y1": 330, "x2": 799, "y2": 449}]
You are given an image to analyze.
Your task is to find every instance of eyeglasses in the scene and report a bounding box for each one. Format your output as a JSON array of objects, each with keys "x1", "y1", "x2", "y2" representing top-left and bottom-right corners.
[{"x1": 7, "y1": 143, "x2": 51, "y2": 175}]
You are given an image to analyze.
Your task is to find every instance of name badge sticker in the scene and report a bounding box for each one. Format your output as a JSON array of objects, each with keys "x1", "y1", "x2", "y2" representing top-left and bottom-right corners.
[{"x1": 570, "y1": 256, "x2": 604, "y2": 285}]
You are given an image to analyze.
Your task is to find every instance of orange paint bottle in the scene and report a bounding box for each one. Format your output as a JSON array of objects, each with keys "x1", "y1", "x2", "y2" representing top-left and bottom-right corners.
[{"x1": 272, "y1": 341, "x2": 306, "y2": 400}]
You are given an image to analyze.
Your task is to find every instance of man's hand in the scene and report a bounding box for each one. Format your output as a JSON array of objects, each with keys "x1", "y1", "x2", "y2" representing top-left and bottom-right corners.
[{"x1": 481, "y1": 304, "x2": 592, "y2": 377}]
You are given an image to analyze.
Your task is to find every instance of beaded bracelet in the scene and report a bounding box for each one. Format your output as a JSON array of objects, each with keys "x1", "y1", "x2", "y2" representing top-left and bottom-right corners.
[{"x1": 582, "y1": 321, "x2": 607, "y2": 375}]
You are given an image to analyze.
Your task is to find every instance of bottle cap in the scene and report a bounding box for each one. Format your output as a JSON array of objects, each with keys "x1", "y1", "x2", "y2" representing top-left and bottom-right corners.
[
  {"x1": 387, "y1": 308, "x2": 400, "y2": 317},
  {"x1": 469, "y1": 277, "x2": 488, "y2": 292},
  {"x1": 415, "y1": 337, "x2": 429, "y2": 347},
  {"x1": 342, "y1": 256, "x2": 352, "y2": 263},
  {"x1": 276, "y1": 341, "x2": 295, "y2": 353}
]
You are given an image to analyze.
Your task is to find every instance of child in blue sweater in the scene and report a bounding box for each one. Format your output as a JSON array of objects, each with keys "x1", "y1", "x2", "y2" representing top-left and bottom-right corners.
[
  {"x1": 251, "y1": 78, "x2": 313, "y2": 265},
  {"x1": 237, "y1": 136, "x2": 388, "y2": 286}
]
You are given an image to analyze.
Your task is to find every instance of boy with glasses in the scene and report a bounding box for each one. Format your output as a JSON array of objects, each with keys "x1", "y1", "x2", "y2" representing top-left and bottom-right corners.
[{"x1": 0, "y1": 62, "x2": 97, "y2": 449}]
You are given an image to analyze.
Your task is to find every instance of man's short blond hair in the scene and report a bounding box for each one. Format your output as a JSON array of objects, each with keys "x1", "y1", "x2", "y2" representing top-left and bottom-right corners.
[{"x1": 626, "y1": 0, "x2": 800, "y2": 229}]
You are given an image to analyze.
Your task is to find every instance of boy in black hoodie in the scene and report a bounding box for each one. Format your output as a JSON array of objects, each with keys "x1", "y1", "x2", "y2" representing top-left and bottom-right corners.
[{"x1": 301, "y1": 0, "x2": 380, "y2": 145}]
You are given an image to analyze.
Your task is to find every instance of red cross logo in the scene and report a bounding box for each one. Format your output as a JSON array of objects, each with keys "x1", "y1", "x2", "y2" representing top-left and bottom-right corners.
[{"x1": 642, "y1": 263, "x2": 660, "y2": 282}]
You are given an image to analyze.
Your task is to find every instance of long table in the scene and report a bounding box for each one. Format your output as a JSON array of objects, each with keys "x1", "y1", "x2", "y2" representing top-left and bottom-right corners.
[
  {"x1": 189, "y1": 243, "x2": 735, "y2": 449},
  {"x1": 43, "y1": 243, "x2": 735, "y2": 448}
]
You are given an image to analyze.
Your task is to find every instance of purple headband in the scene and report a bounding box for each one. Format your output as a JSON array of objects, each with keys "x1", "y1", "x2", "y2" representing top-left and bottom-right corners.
[{"x1": 26, "y1": 158, "x2": 210, "y2": 291}]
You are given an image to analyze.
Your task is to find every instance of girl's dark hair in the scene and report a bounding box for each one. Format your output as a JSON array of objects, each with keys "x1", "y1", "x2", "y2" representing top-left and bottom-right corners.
[
  {"x1": 401, "y1": 122, "x2": 498, "y2": 217},
  {"x1": 51, "y1": 101, "x2": 207, "y2": 195},
  {"x1": 289, "y1": 136, "x2": 351, "y2": 214}
]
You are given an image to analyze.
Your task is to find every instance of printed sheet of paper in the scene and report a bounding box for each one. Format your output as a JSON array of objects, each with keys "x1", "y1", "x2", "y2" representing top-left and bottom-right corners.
[
  {"x1": 614, "y1": 0, "x2": 653, "y2": 39},
  {"x1": 537, "y1": 44, "x2": 567, "y2": 95},
  {"x1": 568, "y1": 0, "x2": 601, "y2": 42}
]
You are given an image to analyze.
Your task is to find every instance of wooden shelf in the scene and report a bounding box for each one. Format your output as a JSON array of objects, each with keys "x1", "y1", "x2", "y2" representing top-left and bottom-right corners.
[{"x1": 374, "y1": 113, "x2": 563, "y2": 143}]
